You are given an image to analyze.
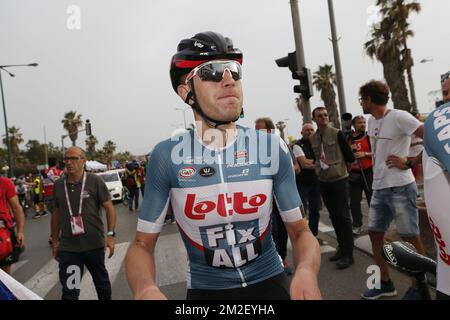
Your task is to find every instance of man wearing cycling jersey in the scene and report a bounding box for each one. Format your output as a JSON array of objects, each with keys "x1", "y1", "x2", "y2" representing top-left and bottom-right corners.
[
  {"x1": 422, "y1": 74, "x2": 450, "y2": 300},
  {"x1": 125, "y1": 31, "x2": 321, "y2": 300}
]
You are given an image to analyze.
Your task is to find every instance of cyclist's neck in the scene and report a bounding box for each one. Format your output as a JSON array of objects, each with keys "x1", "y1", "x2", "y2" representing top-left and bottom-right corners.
[{"x1": 194, "y1": 118, "x2": 238, "y2": 150}]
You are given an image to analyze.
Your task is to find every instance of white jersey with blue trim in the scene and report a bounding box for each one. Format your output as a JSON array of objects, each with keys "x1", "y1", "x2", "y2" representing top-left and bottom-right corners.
[
  {"x1": 423, "y1": 102, "x2": 450, "y2": 296},
  {"x1": 138, "y1": 126, "x2": 304, "y2": 290}
]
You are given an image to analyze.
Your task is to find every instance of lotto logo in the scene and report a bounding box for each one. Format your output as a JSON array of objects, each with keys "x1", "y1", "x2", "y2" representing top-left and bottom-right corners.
[{"x1": 184, "y1": 192, "x2": 267, "y2": 220}]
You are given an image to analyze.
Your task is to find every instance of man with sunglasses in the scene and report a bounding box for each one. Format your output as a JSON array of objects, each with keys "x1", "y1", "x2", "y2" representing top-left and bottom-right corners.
[
  {"x1": 310, "y1": 107, "x2": 355, "y2": 269},
  {"x1": 126, "y1": 31, "x2": 321, "y2": 300},
  {"x1": 421, "y1": 73, "x2": 450, "y2": 300},
  {"x1": 359, "y1": 80, "x2": 425, "y2": 300},
  {"x1": 51, "y1": 147, "x2": 116, "y2": 300}
]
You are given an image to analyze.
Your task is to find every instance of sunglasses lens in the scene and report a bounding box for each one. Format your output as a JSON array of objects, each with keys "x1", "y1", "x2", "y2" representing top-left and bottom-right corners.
[{"x1": 196, "y1": 61, "x2": 242, "y2": 82}]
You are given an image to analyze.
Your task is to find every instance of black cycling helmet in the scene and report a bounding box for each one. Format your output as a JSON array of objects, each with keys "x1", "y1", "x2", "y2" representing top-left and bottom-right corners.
[
  {"x1": 169, "y1": 31, "x2": 244, "y2": 127},
  {"x1": 170, "y1": 31, "x2": 243, "y2": 92}
]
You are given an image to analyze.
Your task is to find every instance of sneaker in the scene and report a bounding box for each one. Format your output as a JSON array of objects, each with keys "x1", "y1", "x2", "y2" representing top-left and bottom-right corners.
[
  {"x1": 41, "y1": 211, "x2": 49, "y2": 217},
  {"x1": 32, "y1": 212, "x2": 41, "y2": 219},
  {"x1": 283, "y1": 260, "x2": 293, "y2": 275},
  {"x1": 170, "y1": 219, "x2": 176, "y2": 225},
  {"x1": 402, "y1": 287, "x2": 422, "y2": 300},
  {"x1": 352, "y1": 226, "x2": 363, "y2": 236},
  {"x1": 361, "y1": 281, "x2": 397, "y2": 300}
]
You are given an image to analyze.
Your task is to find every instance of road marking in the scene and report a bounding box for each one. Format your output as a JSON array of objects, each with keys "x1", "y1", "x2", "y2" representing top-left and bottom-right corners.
[
  {"x1": 155, "y1": 232, "x2": 187, "y2": 287},
  {"x1": 318, "y1": 222, "x2": 334, "y2": 233},
  {"x1": 320, "y1": 245, "x2": 336, "y2": 254},
  {"x1": 11, "y1": 259, "x2": 29, "y2": 274},
  {"x1": 79, "y1": 242, "x2": 130, "y2": 300},
  {"x1": 23, "y1": 258, "x2": 59, "y2": 298}
]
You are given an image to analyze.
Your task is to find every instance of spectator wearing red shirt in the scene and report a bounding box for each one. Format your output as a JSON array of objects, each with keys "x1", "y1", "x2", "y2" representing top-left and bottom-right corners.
[{"x1": 0, "y1": 176, "x2": 25, "y2": 274}]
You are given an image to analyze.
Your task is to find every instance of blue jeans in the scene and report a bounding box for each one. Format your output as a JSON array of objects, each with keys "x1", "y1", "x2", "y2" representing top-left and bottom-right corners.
[
  {"x1": 368, "y1": 182, "x2": 420, "y2": 237},
  {"x1": 298, "y1": 182, "x2": 321, "y2": 236},
  {"x1": 58, "y1": 248, "x2": 111, "y2": 300},
  {"x1": 128, "y1": 186, "x2": 140, "y2": 210}
]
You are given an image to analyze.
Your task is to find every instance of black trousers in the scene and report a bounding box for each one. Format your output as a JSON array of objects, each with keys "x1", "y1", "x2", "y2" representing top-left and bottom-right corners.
[
  {"x1": 349, "y1": 169, "x2": 373, "y2": 228},
  {"x1": 186, "y1": 273, "x2": 290, "y2": 300},
  {"x1": 319, "y1": 178, "x2": 354, "y2": 257},
  {"x1": 128, "y1": 186, "x2": 140, "y2": 210},
  {"x1": 271, "y1": 205, "x2": 288, "y2": 261},
  {"x1": 58, "y1": 248, "x2": 112, "y2": 300}
]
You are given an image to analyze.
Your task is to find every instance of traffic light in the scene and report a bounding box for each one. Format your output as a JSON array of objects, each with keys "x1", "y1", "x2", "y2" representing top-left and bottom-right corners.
[
  {"x1": 85, "y1": 119, "x2": 92, "y2": 136},
  {"x1": 275, "y1": 51, "x2": 313, "y2": 100}
]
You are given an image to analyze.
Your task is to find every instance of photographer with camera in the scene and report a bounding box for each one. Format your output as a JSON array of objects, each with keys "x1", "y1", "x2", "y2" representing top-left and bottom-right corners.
[
  {"x1": 348, "y1": 116, "x2": 373, "y2": 236},
  {"x1": 125, "y1": 161, "x2": 141, "y2": 212}
]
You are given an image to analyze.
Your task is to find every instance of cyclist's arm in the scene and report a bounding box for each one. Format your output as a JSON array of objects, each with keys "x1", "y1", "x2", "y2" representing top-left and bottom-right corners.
[
  {"x1": 125, "y1": 231, "x2": 167, "y2": 299},
  {"x1": 125, "y1": 141, "x2": 171, "y2": 300},
  {"x1": 285, "y1": 218, "x2": 321, "y2": 300},
  {"x1": 272, "y1": 137, "x2": 321, "y2": 299}
]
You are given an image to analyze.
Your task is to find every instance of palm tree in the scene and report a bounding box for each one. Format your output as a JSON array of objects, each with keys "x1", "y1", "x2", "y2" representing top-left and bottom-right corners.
[
  {"x1": 312, "y1": 64, "x2": 340, "y2": 128},
  {"x1": 378, "y1": 0, "x2": 421, "y2": 113},
  {"x1": 102, "y1": 140, "x2": 117, "y2": 167},
  {"x1": 62, "y1": 111, "x2": 83, "y2": 146},
  {"x1": 85, "y1": 135, "x2": 98, "y2": 159},
  {"x1": 365, "y1": 0, "x2": 420, "y2": 112},
  {"x1": 2, "y1": 126, "x2": 24, "y2": 165}
]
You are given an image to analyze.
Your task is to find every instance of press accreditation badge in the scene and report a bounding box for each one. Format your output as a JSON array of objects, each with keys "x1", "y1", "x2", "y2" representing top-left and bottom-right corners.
[{"x1": 70, "y1": 215, "x2": 85, "y2": 236}]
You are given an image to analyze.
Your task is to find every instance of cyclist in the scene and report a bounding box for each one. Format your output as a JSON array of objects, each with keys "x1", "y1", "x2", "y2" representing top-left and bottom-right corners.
[
  {"x1": 125, "y1": 31, "x2": 321, "y2": 300},
  {"x1": 422, "y1": 76, "x2": 450, "y2": 300}
]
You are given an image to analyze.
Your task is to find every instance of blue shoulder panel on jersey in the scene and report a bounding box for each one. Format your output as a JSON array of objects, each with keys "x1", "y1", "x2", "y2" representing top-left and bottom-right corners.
[{"x1": 424, "y1": 102, "x2": 450, "y2": 171}]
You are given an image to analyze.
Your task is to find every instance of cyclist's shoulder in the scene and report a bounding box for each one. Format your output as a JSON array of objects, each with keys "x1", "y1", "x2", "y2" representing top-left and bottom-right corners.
[{"x1": 424, "y1": 103, "x2": 450, "y2": 145}]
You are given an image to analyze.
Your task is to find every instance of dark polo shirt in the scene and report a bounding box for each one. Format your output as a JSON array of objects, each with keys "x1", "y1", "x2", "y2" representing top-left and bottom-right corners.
[{"x1": 54, "y1": 172, "x2": 111, "y2": 252}]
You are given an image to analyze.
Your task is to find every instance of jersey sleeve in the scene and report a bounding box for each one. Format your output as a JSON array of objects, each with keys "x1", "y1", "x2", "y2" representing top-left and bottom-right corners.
[
  {"x1": 272, "y1": 137, "x2": 304, "y2": 222},
  {"x1": 424, "y1": 103, "x2": 450, "y2": 171},
  {"x1": 137, "y1": 142, "x2": 172, "y2": 234}
]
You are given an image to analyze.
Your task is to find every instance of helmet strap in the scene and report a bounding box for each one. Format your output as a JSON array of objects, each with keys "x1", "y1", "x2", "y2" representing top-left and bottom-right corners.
[{"x1": 185, "y1": 79, "x2": 240, "y2": 129}]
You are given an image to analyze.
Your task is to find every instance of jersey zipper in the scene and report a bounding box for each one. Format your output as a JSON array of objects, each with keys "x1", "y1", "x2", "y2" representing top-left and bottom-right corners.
[{"x1": 217, "y1": 150, "x2": 248, "y2": 287}]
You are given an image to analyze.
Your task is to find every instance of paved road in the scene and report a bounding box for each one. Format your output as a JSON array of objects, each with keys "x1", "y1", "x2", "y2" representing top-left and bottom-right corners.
[{"x1": 10, "y1": 199, "x2": 419, "y2": 300}]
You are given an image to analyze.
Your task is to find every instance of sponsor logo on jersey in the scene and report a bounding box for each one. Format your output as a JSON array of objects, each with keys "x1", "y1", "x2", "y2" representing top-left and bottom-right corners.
[
  {"x1": 235, "y1": 151, "x2": 247, "y2": 159},
  {"x1": 199, "y1": 166, "x2": 215, "y2": 177},
  {"x1": 184, "y1": 192, "x2": 267, "y2": 220},
  {"x1": 228, "y1": 168, "x2": 250, "y2": 179},
  {"x1": 429, "y1": 217, "x2": 450, "y2": 266},
  {"x1": 200, "y1": 220, "x2": 262, "y2": 268},
  {"x1": 178, "y1": 166, "x2": 196, "y2": 178}
]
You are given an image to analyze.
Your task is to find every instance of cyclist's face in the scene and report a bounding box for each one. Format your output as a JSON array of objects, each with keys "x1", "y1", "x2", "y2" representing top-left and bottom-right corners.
[{"x1": 191, "y1": 67, "x2": 243, "y2": 122}]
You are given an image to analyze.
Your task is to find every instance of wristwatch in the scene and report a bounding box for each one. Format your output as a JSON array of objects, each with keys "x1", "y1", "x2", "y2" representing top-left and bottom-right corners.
[
  {"x1": 405, "y1": 159, "x2": 414, "y2": 169},
  {"x1": 106, "y1": 231, "x2": 116, "y2": 237}
]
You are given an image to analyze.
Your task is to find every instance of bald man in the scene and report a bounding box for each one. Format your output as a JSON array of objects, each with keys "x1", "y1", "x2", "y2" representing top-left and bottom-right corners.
[
  {"x1": 51, "y1": 147, "x2": 116, "y2": 300},
  {"x1": 292, "y1": 124, "x2": 323, "y2": 244}
]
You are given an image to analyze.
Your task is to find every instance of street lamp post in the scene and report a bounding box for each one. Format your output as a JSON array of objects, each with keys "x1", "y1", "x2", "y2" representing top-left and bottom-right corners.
[{"x1": 0, "y1": 63, "x2": 38, "y2": 177}]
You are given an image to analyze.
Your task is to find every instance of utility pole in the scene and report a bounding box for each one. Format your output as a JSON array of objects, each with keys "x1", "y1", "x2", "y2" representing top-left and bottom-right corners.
[
  {"x1": 44, "y1": 125, "x2": 48, "y2": 167},
  {"x1": 327, "y1": 0, "x2": 347, "y2": 119},
  {"x1": 289, "y1": 0, "x2": 311, "y2": 123}
]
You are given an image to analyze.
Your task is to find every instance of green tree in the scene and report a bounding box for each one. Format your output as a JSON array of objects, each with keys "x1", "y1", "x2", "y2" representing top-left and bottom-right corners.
[
  {"x1": 2, "y1": 126, "x2": 24, "y2": 165},
  {"x1": 115, "y1": 151, "x2": 133, "y2": 164},
  {"x1": 364, "y1": 0, "x2": 420, "y2": 112},
  {"x1": 102, "y1": 140, "x2": 117, "y2": 167},
  {"x1": 313, "y1": 64, "x2": 340, "y2": 128},
  {"x1": 24, "y1": 140, "x2": 46, "y2": 165},
  {"x1": 62, "y1": 111, "x2": 83, "y2": 146},
  {"x1": 378, "y1": 0, "x2": 421, "y2": 113},
  {"x1": 85, "y1": 135, "x2": 98, "y2": 159}
]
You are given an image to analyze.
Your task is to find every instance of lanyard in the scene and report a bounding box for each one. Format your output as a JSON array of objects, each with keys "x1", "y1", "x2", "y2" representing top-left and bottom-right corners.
[
  {"x1": 372, "y1": 109, "x2": 391, "y2": 168},
  {"x1": 64, "y1": 172, "x2": 87, "y2": 217}
]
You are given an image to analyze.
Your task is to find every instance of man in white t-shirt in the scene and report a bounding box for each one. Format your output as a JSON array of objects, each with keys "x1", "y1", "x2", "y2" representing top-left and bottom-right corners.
[{"x1": 358, "y1": 80, "x2": 426, "y2": 300}]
